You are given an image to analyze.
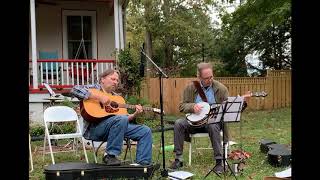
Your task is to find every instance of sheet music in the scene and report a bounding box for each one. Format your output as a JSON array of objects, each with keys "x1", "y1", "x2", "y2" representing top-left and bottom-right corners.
[
  {"x1": 209, "y1": 96, "x2": 244, "y2": 123},
  {"x1": 168, "y1": 171, "x2": 194, "y2": 180},
  {"x1": 275, "y1": 167, "x2": 291, "y2": 178}
]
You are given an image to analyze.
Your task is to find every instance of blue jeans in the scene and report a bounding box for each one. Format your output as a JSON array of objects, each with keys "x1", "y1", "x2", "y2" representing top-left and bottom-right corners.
[{"x1": 89, "y1": 115, "x2": 152, "y2": 164}]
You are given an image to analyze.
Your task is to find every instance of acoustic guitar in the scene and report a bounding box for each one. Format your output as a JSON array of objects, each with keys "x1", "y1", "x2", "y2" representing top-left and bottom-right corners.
[{"x1": 80, "y1": 89, "x2": 161, "y2": 123}]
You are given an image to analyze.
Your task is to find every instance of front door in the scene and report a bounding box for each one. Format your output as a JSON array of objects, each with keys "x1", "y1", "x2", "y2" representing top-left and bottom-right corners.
[{"x1": 62, "y1": 10, "x2": 97, "y2": 59}]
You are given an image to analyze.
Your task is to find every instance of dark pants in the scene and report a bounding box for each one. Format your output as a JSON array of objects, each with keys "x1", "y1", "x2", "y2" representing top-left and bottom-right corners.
[{"x1": 173, "y1": 118, "x2": 229, "y2": 160}]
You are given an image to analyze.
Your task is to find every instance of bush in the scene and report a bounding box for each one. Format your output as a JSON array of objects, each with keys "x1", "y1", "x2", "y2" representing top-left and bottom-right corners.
[
  {"x1": 60, "y1": 97, "x2": 77, "y2": 109},
  {"x1": 118, "y1": 49, "x2": 143, "y2": 96},
  {"x1": 30, "y1": 124, "x2": 45, "y2": 137},
  {"x1": 125, "y1": 95, "x2": 161, "y2": 129},
  {"x1": 30, "y1": 122, "x2": 76, "y2": 137}
]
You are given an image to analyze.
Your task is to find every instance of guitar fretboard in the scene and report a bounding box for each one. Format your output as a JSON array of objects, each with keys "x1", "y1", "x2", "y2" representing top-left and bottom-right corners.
[{"x1": 118, "y1": 104, "x2": 154, "y2": 112}]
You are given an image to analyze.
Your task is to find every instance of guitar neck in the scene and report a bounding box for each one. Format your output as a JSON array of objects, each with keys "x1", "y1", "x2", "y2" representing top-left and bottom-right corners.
[{"x1": 119, "y1": 104, "x2": 154, "y2": 112}]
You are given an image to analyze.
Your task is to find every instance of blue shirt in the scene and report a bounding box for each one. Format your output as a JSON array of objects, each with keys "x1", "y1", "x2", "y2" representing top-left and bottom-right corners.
[
  {"x1": 71, "y1": 84, "x2": 102, "y2": 100},
  {"x1": 70, "y1": 84, "x2": 108, "y2": 139},
  {"x1": 194, "y1": 81, "x2": 216, "y2": 105}
]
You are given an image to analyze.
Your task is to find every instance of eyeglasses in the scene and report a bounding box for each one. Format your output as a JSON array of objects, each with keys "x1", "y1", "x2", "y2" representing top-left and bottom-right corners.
[{"x1": 201, "y1": 76, "x2": 213, "y2": 81}]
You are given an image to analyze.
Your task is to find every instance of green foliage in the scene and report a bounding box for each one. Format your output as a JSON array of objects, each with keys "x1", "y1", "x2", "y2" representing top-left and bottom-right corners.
[
  {"x1": 125, "y1": 95, "x2": 159, "y2": 127},
  {"x1": 60, "y1": 97, "x2": 76, "y2": 108},
  {"x1": 127, "y1": 0, "x2": 223, "y2": 77},
  {"x1": 118, "y1": 49, "x2": 143, "y2": 96},
  {"x1": 216, "y1": 0, "x2": 291, "y2": 75},
  {"x1": 30, "y1": 124, "x2": 45, "y2": 137},
  {"x1": 49, "y1": 122, "x2": 76, "y2": 135},
  {"x1": 127, "y1": 0, "x2": 291, "y2": 77},
  {"x1": 126, "y1": 95, "x2": 149, "y2": 106},
  {"x1": 30, "y1": 107, "x2": 291, "y2": 179},
  {"x1": 30, "y1": 122, "x2": 76, "y2": 136},
  {"x1": 125, "y1": 95, "x2": 162, "y2": 129}
]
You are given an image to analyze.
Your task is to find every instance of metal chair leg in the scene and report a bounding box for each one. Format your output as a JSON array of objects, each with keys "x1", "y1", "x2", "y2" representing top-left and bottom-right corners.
[
  {"x1": 189, "y1": 138, "x2": 192, "y2": 166},
  {"x1": 92, "y1": 140, "x2": 98, "y2": 163},
  {"x1": 81, "y1": 138, "x2": 89, "y2": 163},
  {"x1": 29, "y1": 135, "x2": 34, "y2": 172},
  {"x1": 47, "y1": 134, "x2": 55, "y2": 164},
  {"x1": 124, "y1": 138, "x2": 133, "y2": 163},
  {"x1": 43, "y1": 133, "x2": 47, "y2": 162}
]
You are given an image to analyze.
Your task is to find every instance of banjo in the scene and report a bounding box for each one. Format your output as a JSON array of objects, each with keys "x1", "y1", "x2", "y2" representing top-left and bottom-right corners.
[{"x1": 186, "y1": 91, "x2": 267, "y2": 127}]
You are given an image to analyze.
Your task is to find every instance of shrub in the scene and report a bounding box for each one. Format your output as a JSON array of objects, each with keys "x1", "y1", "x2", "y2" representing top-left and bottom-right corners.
[
  {"x1": 30, "y1": 122, "x2": 76, "y2": 136},
  {"x1": 30, "y1": 124, "x2": 45, "y2": 137},
  {"x1": 118, "y1": 49, "x2": 143, "y2": 97}
]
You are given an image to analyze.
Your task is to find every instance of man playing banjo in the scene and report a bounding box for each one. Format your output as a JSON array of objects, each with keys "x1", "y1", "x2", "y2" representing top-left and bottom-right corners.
[{"x1": 170, "y1": 62, "x2": 230, "y2": 174}]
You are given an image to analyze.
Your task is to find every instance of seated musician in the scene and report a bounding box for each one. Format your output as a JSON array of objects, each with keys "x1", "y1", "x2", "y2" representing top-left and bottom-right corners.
[
  {"x1": 170, "y1": 62, "x2": 230, "y2": 174},
  {"x1": 70, "y1": 69, "x2": 152, "y2": 166}
]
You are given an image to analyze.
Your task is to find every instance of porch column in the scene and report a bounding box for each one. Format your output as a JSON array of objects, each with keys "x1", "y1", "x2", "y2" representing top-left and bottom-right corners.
[
  {"x1": 119, "y1": 3, "x2": 124, "y2": 49},
  {"x1": 30, "y1": 0, "x2": 38, "y2": 89},
  {"x1": 114, "y1": 0, "x2": 120, "y2": 51}
]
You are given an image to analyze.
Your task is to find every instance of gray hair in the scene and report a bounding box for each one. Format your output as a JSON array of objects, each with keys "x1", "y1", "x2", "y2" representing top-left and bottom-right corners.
[
  {"x1": 197, "y1": 62, "x2": 213, "y2": 77},
  {"x1": 99, "y1": 69, "x2": 120, "y2": 82}
]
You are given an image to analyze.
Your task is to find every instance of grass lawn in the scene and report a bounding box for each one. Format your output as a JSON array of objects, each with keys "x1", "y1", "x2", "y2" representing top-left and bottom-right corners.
[{"x1": 29, "y1": 107, "x2": 291, "y2": 180}]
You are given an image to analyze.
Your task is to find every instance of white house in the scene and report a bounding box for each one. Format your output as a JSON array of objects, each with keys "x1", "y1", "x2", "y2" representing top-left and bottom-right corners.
[{"x1": 29, "y1": 0, "x2": 129, "y2": 122}]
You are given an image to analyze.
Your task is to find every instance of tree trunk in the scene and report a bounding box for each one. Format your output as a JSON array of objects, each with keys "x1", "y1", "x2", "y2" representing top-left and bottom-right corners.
[
  {"x1": 144, "y1": 0, "x2": 153, "y2": 78},
  {"x1": 145, "y1": 31, "x2": 152, "y2": 77},
  {"x1": 163, "y1": 0, "x2": 173, "y2": 67}
]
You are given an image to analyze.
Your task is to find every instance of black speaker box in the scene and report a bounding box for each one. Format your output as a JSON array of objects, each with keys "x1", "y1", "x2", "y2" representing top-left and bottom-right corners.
[{"x1": 259, "y1": 139, "x2": 277, "y2": 153}]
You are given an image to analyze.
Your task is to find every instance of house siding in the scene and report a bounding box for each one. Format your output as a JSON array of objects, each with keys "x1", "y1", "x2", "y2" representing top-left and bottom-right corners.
[{"x1": 29, "y1": 2, "x2": 115, "y2": 60}]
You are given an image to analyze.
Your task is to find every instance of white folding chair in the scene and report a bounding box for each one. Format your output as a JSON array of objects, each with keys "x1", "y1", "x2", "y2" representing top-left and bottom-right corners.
[
  {"x1": 188, "y1": 132, "x2": 236, "y2": 165},
  {"x1": 188, "y1": 133, "x2": 212, "y2": 166},
  {"x1": 78, "y1": 115, "x2": 133, "y2": 163},
  {"x1": 43, "y1": 106, "x2": 88, "y2": 164}
]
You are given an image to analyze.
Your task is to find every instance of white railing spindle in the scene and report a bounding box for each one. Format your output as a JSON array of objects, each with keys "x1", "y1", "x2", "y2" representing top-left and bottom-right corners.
[
  {"x1": 29, "y1": 59, "x2": 115, "y2": 91},
  {"x1": 76, "y1": 62, "x2": 79, "y2": 85}
]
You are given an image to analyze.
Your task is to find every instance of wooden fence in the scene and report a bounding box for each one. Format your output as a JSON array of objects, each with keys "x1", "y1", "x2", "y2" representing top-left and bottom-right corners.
[{"x1": 140, "y1": 70, "x2": 291, "y2": 115}]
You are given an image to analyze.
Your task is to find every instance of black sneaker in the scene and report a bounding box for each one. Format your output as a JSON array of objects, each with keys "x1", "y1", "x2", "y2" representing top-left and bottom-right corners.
[
  {"x1": 102, "y1": 154, "x2": 121, "y2": 166},
  {"x1": 137, "y1": 161, "x2": 151, "y2": 166},
  {"x1": 213, "y1": 163, "x2": 224, "y2": 174},
  {"x1": 170, "y1": 159, "x2": 183, "y2": 169}
]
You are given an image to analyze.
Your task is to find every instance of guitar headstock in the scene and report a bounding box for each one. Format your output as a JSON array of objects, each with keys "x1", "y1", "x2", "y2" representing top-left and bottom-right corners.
[
  {"x1": 153, "y1": 108, "x2": 165, "y2": 115},
  {"x1": 242, "y1": 91, "x2": 268, "y2": 98}
]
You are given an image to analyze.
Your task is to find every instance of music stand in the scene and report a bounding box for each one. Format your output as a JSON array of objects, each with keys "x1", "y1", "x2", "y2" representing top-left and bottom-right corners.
[{"x1": 204, "y1": 96, "x2": 245, "y2": 180}]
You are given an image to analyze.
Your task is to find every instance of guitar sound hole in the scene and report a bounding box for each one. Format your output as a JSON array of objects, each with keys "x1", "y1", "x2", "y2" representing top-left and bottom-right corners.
[
  {"x1": 105, "y1": 106, "x2": 119, "y2": 113},
  {"x1": 110, "y1": 101, "x2": 119, "y2": 108}
]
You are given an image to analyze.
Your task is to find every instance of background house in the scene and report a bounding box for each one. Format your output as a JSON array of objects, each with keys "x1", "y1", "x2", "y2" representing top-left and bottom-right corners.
[{"x1": 29, "y1": 0, "x2": 129, "y2": 122}]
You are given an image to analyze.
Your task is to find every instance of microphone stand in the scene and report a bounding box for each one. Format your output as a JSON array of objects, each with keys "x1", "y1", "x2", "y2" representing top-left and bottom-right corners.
[{"x1": 140, "y1": 48, "x2": 169, "y2": 177}]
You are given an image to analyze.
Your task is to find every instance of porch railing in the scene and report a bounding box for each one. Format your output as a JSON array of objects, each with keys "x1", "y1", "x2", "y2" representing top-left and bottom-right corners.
[{"x1": 29, "y1": 59, "x2": 116, "y2": 92}]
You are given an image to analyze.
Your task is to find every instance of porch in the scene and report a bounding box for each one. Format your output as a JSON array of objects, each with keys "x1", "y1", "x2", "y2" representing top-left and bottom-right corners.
[{"x1": 29, "y1": 59, "x2": 116, "y2": 93}]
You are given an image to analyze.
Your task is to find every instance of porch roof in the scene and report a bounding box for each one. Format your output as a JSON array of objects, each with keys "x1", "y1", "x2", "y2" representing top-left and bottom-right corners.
[{"x1": 35, "y1": 0, "x2": 129, "y2": 7}]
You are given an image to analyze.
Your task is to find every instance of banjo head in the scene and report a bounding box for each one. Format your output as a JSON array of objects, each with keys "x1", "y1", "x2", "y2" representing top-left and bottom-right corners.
[{"x1": 186, "y1": 102, "x2": 211, "y2": 124}]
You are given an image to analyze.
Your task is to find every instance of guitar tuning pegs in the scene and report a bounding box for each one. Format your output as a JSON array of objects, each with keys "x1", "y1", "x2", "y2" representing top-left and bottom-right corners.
[{"x1": 262, "y1": 91, "x2": 268, "y2": 97}]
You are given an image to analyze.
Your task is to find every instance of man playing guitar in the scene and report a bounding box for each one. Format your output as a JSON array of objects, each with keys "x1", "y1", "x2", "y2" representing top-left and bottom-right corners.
[
  {"x1": 170, "y1": 62, "x2": 230, "y2": 174},
  {"x1": 70, "y1": 69, "x2": 153, "y2": 166}
]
